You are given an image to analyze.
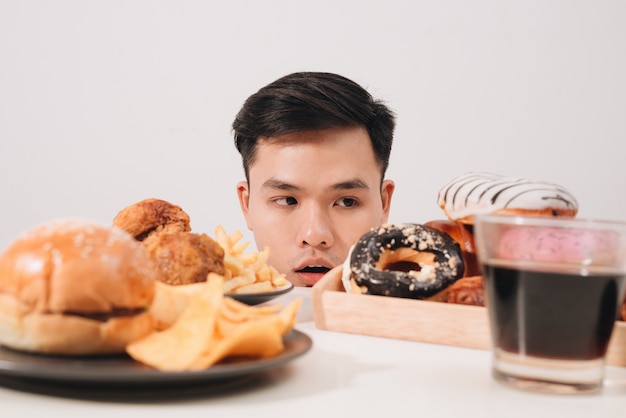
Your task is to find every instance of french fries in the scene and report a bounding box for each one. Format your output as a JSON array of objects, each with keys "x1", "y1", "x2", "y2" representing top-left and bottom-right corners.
[
  {"x1": 214, "y1": 225, "x2": 288, "y2": 294},
  {"x1": 127, "y1": 274, "x2": 301, "y2": 371}
]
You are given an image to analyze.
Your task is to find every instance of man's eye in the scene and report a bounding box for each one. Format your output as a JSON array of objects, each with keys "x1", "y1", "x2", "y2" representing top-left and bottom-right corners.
[
  {"x1": 274, "y1": 197, "x2": 298, "y2": 206},
  {"x1": 336, "y1": 197, "x2": 358, "y2": 208}
]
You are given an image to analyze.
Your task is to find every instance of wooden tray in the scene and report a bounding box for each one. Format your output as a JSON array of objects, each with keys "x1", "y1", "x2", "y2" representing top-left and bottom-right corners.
[{"x1": 312, "y1": 267, "x2": 626, "y2": 367}]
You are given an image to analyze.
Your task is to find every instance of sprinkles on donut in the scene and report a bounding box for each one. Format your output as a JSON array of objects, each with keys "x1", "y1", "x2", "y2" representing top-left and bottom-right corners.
[{"x1": 342, "y1": 223, "x2": 465, "y2": 299}]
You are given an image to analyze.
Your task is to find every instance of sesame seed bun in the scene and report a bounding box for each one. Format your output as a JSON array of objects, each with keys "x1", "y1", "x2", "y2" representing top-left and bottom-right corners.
[{"x1": 0, "y1": 219, "x2": 157, "y2": 355}]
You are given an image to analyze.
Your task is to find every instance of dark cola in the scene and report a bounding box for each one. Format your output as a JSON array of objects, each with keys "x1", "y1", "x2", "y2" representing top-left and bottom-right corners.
[{"x1": 483, "y1": 263, "x2": 626, "y2": 360}]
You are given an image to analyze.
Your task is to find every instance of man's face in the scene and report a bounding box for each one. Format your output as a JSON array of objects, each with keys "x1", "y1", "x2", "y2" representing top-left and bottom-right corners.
[{"x1": 237, "y1": 126, "x2": 394, "y2": 287}]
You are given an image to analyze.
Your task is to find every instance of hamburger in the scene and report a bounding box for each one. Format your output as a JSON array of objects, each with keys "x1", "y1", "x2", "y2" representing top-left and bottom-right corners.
[{"x1": 0, "y1": 219, "x2": 157, "y2": 355}]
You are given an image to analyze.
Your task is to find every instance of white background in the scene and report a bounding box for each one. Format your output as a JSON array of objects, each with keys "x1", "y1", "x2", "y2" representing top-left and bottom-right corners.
[{"x1": 1, "y1": 0, "x2": 625, "y2": 251}]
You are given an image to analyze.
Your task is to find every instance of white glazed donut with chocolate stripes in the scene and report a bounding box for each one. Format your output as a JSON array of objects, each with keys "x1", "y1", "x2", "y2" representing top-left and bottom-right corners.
[{"x1": 437, "y1": 172, "x2": 579, "y2": 224}]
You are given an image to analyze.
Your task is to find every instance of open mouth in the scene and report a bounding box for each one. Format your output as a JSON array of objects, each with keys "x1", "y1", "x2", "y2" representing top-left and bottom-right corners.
[{"x1": 297, "y1": 265, "x2": 331, "y2": 274}]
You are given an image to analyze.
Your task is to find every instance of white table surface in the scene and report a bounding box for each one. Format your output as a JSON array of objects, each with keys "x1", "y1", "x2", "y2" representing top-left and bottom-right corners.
[{"x1": 1, "y1": 287, "x2": 626, "y2": 417}]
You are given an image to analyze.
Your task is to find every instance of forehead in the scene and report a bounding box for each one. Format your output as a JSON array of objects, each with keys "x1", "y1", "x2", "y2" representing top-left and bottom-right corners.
[{"x1": 249, "y1": 127, "x2": 381, "y2": 187}]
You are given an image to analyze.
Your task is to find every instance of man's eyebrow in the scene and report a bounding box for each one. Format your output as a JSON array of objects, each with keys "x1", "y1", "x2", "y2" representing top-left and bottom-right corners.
[
  {"x1": 262, "y1": 179, "x2": 300, "y2": 191},
  {"x1": 261, "y1": 178, "x2": 370, "y2": 192},
  {"x1": 328, "y1": 179, "x2": 370, "y2": 192}
]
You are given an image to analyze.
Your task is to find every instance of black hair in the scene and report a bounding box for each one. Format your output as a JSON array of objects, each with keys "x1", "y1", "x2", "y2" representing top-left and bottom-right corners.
[{"x1": 232, "y1": 72, "x2": 395, "y2": 182}]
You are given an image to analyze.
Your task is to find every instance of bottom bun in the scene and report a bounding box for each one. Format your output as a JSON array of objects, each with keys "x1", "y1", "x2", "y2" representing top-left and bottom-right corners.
[{"x1": 0, "y1": 295, "x2": 154, "y2": 355}]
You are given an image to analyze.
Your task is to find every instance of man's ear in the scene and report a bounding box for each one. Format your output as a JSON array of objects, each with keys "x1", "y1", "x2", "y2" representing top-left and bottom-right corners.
[
  {"x1": 236, "y1": 181, "x2": 253, "y2": 230},
  {"x1": 380, "y1": 179, "x2": 395, "y2": 223}
]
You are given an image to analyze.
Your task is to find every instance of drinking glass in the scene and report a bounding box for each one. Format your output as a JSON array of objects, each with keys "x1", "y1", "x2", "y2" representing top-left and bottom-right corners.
[{"x1": 474, "y1": 214, "x2": 626, "y2": 394}]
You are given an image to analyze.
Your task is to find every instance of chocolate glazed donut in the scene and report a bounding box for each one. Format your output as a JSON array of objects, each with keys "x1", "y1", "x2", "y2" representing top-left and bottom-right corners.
[{"x1": 348, "y1": 223, "x2": 465, "y2": 299}]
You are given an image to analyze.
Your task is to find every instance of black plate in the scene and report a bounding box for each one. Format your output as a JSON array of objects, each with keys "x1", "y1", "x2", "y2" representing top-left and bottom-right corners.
[
  {"x1": 0, "y1": 330, "x2": 312, "y2": 388},
  {"x1": 226, "y1": 281, "x2": 294, "y2": 305}
]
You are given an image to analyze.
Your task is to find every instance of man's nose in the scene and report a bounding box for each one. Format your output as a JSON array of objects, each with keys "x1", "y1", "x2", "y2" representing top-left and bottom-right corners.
[{"x1": 297, "y1": 206, "x2": 333, "y2": 248}]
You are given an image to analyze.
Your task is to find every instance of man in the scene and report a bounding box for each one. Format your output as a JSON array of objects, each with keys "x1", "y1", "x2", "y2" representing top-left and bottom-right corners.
[{"x1": 232, "y1": 72, "x2": 396, "y2": 287}]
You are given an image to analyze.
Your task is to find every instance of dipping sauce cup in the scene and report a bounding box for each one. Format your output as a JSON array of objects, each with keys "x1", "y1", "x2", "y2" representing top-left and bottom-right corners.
[{"x1": 473, "y1": 214, "x2": 626, "y2": 394}]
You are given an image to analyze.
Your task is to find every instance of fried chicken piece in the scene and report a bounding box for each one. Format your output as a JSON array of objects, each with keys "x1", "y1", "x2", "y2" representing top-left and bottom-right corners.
[
  {"x1": 113, "y1": 198, "x2": 225, "y2": 286},
  {"x1": 113, "y1": 198, "x2": 191, "y2": 241},
  {"x1": 446, "y1": 275, "x2": 485, "y2": 306},
  {"x1": 143, "y1": 231, "x2": 225, "y2": 285}
]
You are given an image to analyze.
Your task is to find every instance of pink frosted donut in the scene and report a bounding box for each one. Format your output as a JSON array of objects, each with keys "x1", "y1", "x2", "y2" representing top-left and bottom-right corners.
[{"x1": 499, "y1": 226, "x2": 618, "y2": 264}]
